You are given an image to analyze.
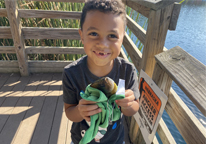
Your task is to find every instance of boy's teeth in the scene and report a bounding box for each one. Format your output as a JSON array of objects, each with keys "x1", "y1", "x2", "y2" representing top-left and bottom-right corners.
[{"x1": 99, "y1": 52, "x2": 106, "y2": 55}]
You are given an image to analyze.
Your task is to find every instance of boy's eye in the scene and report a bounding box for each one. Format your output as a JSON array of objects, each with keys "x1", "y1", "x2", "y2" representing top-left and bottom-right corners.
[
  {"x1": 109, "y1": 34, "x2": 117, "y2": 39},
  {"x1": 89, "y1": 32, "x2": 98, "y2": 36}
]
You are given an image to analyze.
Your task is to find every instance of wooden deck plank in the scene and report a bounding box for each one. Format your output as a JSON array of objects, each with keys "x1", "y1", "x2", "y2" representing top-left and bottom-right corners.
[
  {"x1": 0, "y1": 73, "x2": 20, "y2": 98},
  {"x1": 66, "y1": 118, "x2": 73, "y2": 144},
  {"x1": 58, "y1": 86, "x2": 72, "y2": 144},
  {"x1": 0, "y1": 73, "x2": 11, "y2": 89},
  {"x1": 0, "y1": 76, "x2": 31, "y2": 133},
  {"x1": 12, "y1": 73, "x2": 53, "y2": 144},
  {"x1": 0, "y1": 74, "x2": 42, "y2": 144},
  {"x1": 64, "y1": 83, "x2": 72, "y2": 144},
  {"x1": 49, "y1": 90, "x2": 69, "y2": 144},
  {"x1": 30, "y1": 73, "x2": 62, "y2": 144}
]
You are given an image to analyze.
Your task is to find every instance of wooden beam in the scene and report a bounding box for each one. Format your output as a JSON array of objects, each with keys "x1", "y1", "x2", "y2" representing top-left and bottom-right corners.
[
  {"x1": 0, "y1": 8, "x2": 7, "y2": 17},
  {"x1": 25, "y1": 46, "x2": 85, "y2": 54},
  {"x1": 152, "y1": 63, "x2": 176, "y2": 143},
  {"x1": 126, "y1": 15, "x2": 146, "y2": 44},
  {"x1": 28, "y1": 60, "x2": 72, "y2": 68},
  {"x1": 22, "y1": 27, "x2": 80, "y2": 40},
  {"x1": 28, "y1": 61, "x2": 73, "y2": 73},
  {"x1": 19, "y1": 9, "x2": 81, "y2": 19},
  {"x1": 5, "y1": 0, "x2": 29, "y2": 76},
  {"x1": 29, "y1": 68, "x2": 64, "y2": 73},
  {"x1": 141, "y1": 4, "x2": 174, "y2": 77},
  {"x1": 124, "y1": 1, "x2": 150, "y2": 18},
  {"x1": 0, "y1": 68, "x2": 20, "y2": 73},
  {"x1": 0, "y1": 60, "x2": 19, "y2": 68},
  {"x1": 0, "y1": 46, "x2": 16, "y2": 53},
  {"x1": 167, "y1": 88, "x2": 206, "y2": 144},
  {"x1": 0, "y1": 27, "x2": 12, "y2": 39},
  {"x1": 169, "y1": 2, "x2": 181, "y2": 30},
  {"x1": 122, "y1": 32, "x2": 142, "y2": 72},
  {"x1": 129, "y1": 0, "x2": 181, "y2": 10},
  {"x1": 31, "y1": 0, "x2": 85, "y2": 2},
  {"x1": 155, "y1": 46, "x2": 206, "y2": 117},
  {"x1": 119, "y1": 48, "x2": 129, "y2": 62},
  {"x1": 157, "y1": 118, "x2": 176, "y2": 144}
]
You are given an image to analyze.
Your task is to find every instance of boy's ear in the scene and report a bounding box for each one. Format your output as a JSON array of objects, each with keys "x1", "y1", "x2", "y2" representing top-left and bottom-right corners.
[{"x1": 78, "y1": 29, "x2": 84, "y2": 44}]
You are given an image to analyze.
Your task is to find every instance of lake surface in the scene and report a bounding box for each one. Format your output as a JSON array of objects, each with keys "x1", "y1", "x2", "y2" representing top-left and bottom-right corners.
[
  {"x1": 163, "y1": 1, "x2": 206, "y2": 143},
  {"x1": 127, "y1": 1, "x2": 206, "y2": 143}
]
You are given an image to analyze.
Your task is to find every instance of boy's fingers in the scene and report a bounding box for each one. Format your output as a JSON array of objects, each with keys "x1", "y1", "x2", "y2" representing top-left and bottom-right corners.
[
  {"x1": 81, "y1": 108, "x2": 102, "y2": 122},
  {"x1": 80, "y1": 104, "x2": 99, "y2": 111},
  {"x1": 125, "y1": 89, "x2": 133, "y2": 96},
  {"x1": 79, "y1": 99, "x2": 97, "y2": 104},
  {"x1": 116, "y1": 95, "x2": 135, "y2": 103},
  {"x1": 84, "y1": 108, "x2": 102, "y2": 117}
]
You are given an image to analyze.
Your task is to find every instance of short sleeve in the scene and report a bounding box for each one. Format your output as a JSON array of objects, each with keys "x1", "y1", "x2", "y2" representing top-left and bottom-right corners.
[
  {"x1": 127, "y1": 65, "x2": 140, "y2": 100},
  {"x1": 62, "y1": 69, "x2": 78, "y2": 104}
]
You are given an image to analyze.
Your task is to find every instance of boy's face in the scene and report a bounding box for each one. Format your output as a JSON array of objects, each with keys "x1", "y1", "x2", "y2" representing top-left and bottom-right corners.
[{"x1": 79, "y1": 11, "x2": 125, "y2": 69}]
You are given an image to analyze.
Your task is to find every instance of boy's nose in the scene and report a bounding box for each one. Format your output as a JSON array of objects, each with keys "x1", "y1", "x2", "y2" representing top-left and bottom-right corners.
[{"x1": 96, "y1": 38, "x2": 109, "y2": 49}]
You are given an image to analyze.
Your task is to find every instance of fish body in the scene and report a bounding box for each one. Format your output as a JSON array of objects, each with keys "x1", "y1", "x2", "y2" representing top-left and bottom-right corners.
[{"x1": 90, "y1": 77, "x2": 117, "y2": 98}]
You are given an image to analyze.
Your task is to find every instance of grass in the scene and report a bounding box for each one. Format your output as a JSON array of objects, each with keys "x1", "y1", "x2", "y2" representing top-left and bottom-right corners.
[{"x1": 0, "y1": 1, "x2": 147, "y2": 62}]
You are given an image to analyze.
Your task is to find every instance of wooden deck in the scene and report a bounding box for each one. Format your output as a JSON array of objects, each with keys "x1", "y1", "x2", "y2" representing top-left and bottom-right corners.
[
  {"x1": 0, "y1": 73, "x2": 72, "y2": 144},
  {"x1": 0, "y1": 73, "x2": 130, "y2": 144}
]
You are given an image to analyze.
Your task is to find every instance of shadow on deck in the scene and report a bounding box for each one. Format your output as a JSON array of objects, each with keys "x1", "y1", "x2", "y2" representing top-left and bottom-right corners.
[
  {"x1": 0, "y1": 73, "x2": 130, "y2": 144},
  {"x1": 0, "y1": 73, "x2": 72, "y2": 144}
]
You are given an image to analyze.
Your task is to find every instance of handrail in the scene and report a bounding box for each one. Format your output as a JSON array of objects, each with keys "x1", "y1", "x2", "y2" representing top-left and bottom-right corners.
[
  {"x1": 155, "y1": 46, "x2": 206, "y2": 117},
  {"x1": 22, "y1": 27, "x2": 80, "y2": 40},
  {"x1": 0, "y1": 27, "x2": 12, "y2": 39},
  {"x1": 25, "y1": 46, "x2": 85, "y2": 54},
  {"x1": 0, "y1": 46, "x2": 16, "y2": 53},
  {"x1": 153, "y1": 47, "x2": 206, "y2": 143},
  {"x1": 19, "y1": 9, "x2": 81, "y2": 19}
]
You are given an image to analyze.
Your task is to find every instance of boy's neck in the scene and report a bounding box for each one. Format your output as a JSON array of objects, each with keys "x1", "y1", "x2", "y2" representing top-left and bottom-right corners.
[{"x1": 87, "y1": 59, "x2": 114, "y2": 77}]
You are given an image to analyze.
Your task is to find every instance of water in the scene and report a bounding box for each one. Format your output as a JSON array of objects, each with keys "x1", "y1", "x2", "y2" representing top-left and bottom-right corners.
[
  {"x1": 163, "y1": 1, "x2": 206, "y2": 143},
  {"x1": 127, "y1": 1, "x2": 206, "y2": 143}
]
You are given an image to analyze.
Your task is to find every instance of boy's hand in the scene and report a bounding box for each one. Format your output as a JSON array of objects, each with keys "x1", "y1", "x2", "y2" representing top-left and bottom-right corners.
[
  {"x1": 78, "y1": 99, "x2": 102, "y2": 122},
  {"x1": 115, "y1": 89, "x2": 135, "y2": 109}
]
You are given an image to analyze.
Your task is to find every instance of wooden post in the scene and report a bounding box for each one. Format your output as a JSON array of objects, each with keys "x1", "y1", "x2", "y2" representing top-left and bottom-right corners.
[
  {"x1": 168, "y1": 2, "x2": 181, "y2": 30},
  {"x1": 152, "y1": 63, "x2": 173, "y2": 96},
  {"x1": 128, "y1": 3, "x2": 175, "y2": 144},
  {"x1": 5, "y1": 0, "x2": 29, "y2": 76},
  {"x1": 141, "y1": 4, "x2": 174, "y2": 78}
]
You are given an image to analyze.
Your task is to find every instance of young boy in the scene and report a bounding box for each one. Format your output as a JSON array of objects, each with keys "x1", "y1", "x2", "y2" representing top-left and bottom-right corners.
[{"x1": 62, "y1": 0, "x2": 140, "y2": 143}]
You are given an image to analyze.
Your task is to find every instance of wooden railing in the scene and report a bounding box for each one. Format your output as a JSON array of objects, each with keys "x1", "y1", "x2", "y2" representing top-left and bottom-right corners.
[
  {"x1": 0, "y1": 0, "x2": 205, "y2": 143},
  {"x1": 152, "y1": 46, "x2": 206, "y2": 144}
]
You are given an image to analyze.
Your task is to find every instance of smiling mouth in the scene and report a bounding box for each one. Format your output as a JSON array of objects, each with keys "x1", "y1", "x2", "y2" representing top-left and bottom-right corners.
[{"x1": 94, "y1": 51, "x2": 110, "y2": 56}]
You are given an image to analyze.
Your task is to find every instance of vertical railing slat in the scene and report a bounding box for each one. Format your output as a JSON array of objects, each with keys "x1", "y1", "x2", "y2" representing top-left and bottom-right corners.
[{"x1": 5, "y1": 0, "x2": 29, "y2": 76}]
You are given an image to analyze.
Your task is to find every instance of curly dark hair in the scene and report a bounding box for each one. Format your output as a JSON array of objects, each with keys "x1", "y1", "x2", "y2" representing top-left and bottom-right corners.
[{"x1": 80, "y1": 0, "x2": 126, "y2": 30}]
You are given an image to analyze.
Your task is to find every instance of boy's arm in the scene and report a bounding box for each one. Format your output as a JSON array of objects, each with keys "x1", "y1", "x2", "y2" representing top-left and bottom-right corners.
[{"x1": 64, "y1": 103, "x2": 83, "y2": 122}]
